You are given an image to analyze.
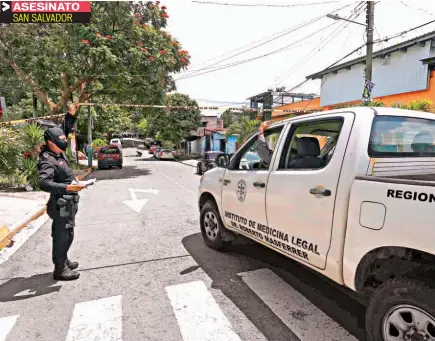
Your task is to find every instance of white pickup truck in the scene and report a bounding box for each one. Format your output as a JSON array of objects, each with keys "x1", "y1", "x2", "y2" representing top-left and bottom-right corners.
[{"x1": 198, "y1": 107, "x2": 435, "y2": 341}]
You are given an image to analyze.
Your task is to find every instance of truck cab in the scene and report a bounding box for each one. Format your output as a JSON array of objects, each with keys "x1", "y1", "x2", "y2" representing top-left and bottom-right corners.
[{"x1": 198, "y1": 107, "x2": 435, "y2": 341}]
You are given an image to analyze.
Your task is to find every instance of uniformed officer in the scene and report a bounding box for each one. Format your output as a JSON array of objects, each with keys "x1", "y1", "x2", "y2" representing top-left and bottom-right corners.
[{"x1": 37, "y1": 105, "x2": 86, "y2": 281}]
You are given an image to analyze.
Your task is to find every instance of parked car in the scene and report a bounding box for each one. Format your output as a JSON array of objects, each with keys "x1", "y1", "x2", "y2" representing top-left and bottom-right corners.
[
  {"x1": 98, "y1": 145, "x2": 123, "y2": 170},
  {"x1": 154, "y1": 147, "x2": 165, "y2": 159},
  {"x1": 158, "y1": 149, "x2": 175, "y2": 160},
  {"x1": 149, "y1": 144, "x2": 158, "y2": 155},
  {"x1": 110, "y1": 138, "x2": 122, "y2": 150},
  {"x1": 197, "y1": 151, "x2": 225, "y2": 175},
  {"x1": 198, "y1": 106, "x2": 435, "y2": 341}
]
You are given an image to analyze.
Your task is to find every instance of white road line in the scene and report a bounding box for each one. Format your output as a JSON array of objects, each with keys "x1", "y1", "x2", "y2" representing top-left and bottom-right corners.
[
  {"x1": 166, "y1": 280, "x2": 242, "y2": 341},
  {"x1": 65, "y1": 295, "x2": 123, "y2": 341},
  {"x1": 0, "y1": 315, "x2": 19, "y2": 341},
  {"x1": 0, "y1": 214, "x2": 49, "y2": 266},
  {"x1": 239, "y1": 269, "x2": 358, "y2": 341},
  {"x1": 153, "y1": 167, "x2": 196, "y2": 194}
]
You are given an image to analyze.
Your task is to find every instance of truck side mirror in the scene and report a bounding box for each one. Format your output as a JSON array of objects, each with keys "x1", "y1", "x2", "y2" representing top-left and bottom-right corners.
[{"x1": 216, "y1": 154, "x2": 229, "y2": 168}]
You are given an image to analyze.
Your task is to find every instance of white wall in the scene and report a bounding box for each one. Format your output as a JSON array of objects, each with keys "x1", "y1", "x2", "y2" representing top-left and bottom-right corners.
[{"x1": 320, "y1": 42, "x2": 432, "y2": 107}]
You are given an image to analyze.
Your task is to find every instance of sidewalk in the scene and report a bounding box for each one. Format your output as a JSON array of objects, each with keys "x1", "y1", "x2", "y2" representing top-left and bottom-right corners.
[
  {"x1": 0, "y1": 167, "x2": 94, "y2": 249},
  {"x1": 179, "y1": 159, "x2": 198, "y2": 168}
]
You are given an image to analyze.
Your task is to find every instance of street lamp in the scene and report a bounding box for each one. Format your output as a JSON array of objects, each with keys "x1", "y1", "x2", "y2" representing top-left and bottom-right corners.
[{"x1": 326, "y1": 13, "x2": 367, "y2": 27}]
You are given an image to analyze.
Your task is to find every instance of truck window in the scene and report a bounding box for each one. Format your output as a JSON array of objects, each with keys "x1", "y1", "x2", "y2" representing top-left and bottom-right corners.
[
  {"x1": 278, "y1": 118, "x2": 344, "y2": 170},
  {"x1": 368, "y1": 116, "x2": 435, "y2": 157},
  {"x1": 229, "y1": 126, "x2": 283, "y2": 171}
]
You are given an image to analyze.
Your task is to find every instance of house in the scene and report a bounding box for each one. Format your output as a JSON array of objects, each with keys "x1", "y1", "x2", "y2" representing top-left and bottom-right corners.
[
  {"x1": 185, "y1": 113, "x2": 226, "y2": 155},
  {"x1": 306, "y1": 30, "x2": 435, "y2": 109}
]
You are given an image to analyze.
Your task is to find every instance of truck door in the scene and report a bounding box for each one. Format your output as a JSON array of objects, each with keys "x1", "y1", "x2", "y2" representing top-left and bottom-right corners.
[
  {"x1": 221, "y1": 126, "x2": 284, "y2": 236},
  {"x1": 265, "y1": 113, "x2": 354, "y2": 269}
]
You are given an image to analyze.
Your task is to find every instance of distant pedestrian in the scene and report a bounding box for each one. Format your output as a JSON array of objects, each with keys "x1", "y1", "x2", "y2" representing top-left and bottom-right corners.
[{"x1": 37, "y1": 104, "x2": 85, "y2": 281}]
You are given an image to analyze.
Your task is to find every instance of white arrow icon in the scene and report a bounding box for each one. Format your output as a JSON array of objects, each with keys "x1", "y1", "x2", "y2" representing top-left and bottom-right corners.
[
  {"x1": 122, "y1": 188, "x2": 159, "y2": 213},
  {"x1": 1, "y1": 2, "x2": 10, "y2": 12}
]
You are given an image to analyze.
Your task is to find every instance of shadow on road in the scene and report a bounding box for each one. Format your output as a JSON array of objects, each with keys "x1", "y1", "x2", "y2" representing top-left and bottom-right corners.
[
  {"x1": 182, "y1": 233, "x2": 367, "y2": 341},
  {"x1": 0, "y1": 273, "x2": 61, "y2": 302},
  {"x1": 93, "y1": 165, "x2": 151, "y2": 181}
]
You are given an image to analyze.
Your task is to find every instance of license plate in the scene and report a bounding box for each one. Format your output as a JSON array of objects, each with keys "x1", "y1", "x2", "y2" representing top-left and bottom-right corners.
[{"x1": 107, "y1": 157, "x2": 114, "y2": 160}]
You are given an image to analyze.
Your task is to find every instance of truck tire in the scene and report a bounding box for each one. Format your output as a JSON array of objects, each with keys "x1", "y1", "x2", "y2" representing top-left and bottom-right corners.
[
  {"x1": 200, "y1": 201, "x2": 226, "y2": 251},
  {"x1": 366, "y1": 278, "x2": 435, "y2": 341}
]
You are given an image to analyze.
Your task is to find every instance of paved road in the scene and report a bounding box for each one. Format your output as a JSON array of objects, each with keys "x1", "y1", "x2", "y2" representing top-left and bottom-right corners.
[{"x1": 0, "y1": 148, "x2": 367, "y2": 341}]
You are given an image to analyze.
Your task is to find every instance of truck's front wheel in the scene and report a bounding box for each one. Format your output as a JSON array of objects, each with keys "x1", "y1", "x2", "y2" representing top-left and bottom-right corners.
[
  {"x1": 200, "y1": 201, "x2": 226, "y2": 250},
  {"x1": 366, "y1": 278, "x2": 435, "y2": 341}
]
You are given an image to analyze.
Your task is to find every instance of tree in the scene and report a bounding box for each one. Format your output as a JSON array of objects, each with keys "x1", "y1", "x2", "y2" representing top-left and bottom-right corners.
[
  {"x1": 148, "y1": 93, "x2": 201, "y2": 147},
  {"x1": 137, "y1": 118, "x2": 148, "y2": 135},
  {"x1": 226, "y1": 116, "x2": 260, "y2": 144},
  {"x1": 221, "y1": 109, "x2": 234, "y2": 128},
  {"x1": 0, "y1": 1, "x2": 191, "y2": 114}
]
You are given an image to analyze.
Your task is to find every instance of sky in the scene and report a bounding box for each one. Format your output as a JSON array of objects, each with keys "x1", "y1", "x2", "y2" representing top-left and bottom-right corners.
[{"x1": 163, "y1": 0, "x2": 435, "y2": 112}]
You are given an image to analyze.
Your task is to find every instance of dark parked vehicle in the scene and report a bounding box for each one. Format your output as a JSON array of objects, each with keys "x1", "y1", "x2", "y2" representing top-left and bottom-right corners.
[
  {"x1": 197, "y1": 151, "x2": 225, "y2": 175},
  {"x1": 98, "y1": 145, "x2": 123, "y2": 170}
]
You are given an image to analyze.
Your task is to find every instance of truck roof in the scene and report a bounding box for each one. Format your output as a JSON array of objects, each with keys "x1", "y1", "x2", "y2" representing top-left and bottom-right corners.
[{"x1": 270, "y1": 107, "x2": 435, "y2": 129}]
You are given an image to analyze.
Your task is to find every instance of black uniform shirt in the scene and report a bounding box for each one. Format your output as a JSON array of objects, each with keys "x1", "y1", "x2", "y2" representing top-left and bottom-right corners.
[{"x1": 38, "y1": 147, "x2": 75, "y2": 196}]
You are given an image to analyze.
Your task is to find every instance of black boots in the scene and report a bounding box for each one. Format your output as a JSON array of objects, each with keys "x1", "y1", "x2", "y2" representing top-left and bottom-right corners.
[
  {"x1": 66, "y1": 259, "x2": 79, "y2": 270},
  {"x1": 53, "y1": 263, "x2": 80, "y2": 281}
]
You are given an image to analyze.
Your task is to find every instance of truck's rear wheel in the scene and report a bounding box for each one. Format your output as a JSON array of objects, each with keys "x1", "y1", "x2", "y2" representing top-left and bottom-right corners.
[
  {"x1": 366, "y1": 278, "x2": 435, "y2": 341},
  {"x1": 200, "y1": 201, "x2": 226, "y2": 251}
]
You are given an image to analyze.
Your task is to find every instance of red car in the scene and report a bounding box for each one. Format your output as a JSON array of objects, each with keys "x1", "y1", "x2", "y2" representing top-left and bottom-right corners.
[
  {"x1": 149, "y1": 145, "x2": 158, "y2": 154},
  {"x1": 98, "y1": 145, "x2": 123, "y2": 170}
]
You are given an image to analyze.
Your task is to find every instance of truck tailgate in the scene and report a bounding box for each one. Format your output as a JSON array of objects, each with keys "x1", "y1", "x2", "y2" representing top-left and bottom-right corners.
[{"x1": 343, "y1": 175, "x2": 435, "y2": 289}]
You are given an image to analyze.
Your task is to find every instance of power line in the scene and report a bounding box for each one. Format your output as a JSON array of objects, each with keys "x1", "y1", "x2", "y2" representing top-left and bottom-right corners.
[
  {"x1": 275, "y1": 1, "x2": 366, "y2": 86},
  {"x1": 179, "y1": 2, "x2": 355, "y2": 77},
  {"x1": 175, "y1": 21, "x2": 338, "y2": 81},
  {"x1": 192, "y1": 1, "x2": 340, "y2": 8}
]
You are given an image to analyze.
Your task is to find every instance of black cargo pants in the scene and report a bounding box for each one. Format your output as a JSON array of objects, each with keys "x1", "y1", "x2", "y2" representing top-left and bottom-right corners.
[{"x1": 47, "y1": 195, "x2": 79, "y2": 265}]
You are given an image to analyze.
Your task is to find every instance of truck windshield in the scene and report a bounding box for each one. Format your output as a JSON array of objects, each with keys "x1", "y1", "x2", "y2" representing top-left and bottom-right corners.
[{"x1": 369, "y1": 116, "x2": 435, "y2": 157}]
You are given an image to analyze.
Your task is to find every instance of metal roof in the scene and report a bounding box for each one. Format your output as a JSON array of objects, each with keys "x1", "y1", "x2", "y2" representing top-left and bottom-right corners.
[{"x1": 306, "y1": 30, "x2": 435, "y2": 80}]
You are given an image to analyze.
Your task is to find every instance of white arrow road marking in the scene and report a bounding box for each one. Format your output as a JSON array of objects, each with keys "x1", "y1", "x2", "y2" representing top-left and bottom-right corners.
[
  {"x1": 166, "y1": 280, "x2": 242, "y2": 341},
  {"x1": 1, "y1": 2, "x2": 10, "y2": 12},
  {"x1": 122, "y1": 199, "x2": 149, "y2": 213},
  {"x1": 122, "y1": 188, "x2": 159, "y2": 213},
  {"x1": 65, "y1": 295, "x2": 123, "y2": 341},
  {"x1": 0, "y1": 315, "x2": 19, "y2": 341}
]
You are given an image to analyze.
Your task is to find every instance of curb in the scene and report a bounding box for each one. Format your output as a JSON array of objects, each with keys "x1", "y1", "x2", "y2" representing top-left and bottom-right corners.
[{"x1": 0, "y1": 166, "x2": 94, "y2": 249}]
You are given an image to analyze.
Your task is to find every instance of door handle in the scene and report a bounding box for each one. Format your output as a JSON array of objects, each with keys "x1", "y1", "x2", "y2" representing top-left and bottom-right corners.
[
  {"x1": 310, "y1": 188, "x2": 331, "y2": 196},
  {"x1": 253, "y1": 181, "x2": 265, "y2": 188},
  {"x1": 223, "y1": 179, "x2": 231, "y2": 186}
]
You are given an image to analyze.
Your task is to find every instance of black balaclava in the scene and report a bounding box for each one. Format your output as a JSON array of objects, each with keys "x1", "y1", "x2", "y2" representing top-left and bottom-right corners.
[{"x1": 44, "y1": 127, "x2": 68, "y2": 151}]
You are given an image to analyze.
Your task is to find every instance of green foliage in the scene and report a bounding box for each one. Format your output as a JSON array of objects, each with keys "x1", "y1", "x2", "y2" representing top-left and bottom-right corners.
[
  {"x1": 21, "y1": 156, "x2": 39, "y2": 190},
  {"x1": 20, "y1": 123, "x2": 44, "y2": 152},
  {"x1": 148, "y1": 93, "x2": 201, "y2": 146},
  {"x1": 221, "y1": 109, "x2": 234, "y2": 128},
  {"x1": 94, "y1": 105, "x2": 133, "y2": 136},
  {"x1": 226, "y1": 116, "x2": 260, "y2": 144},
  {"x1": 391, "y1": 99, "x2": 433, "y2": 112},
  {"x1": 0, "y1": 127, "x2": 23, "y2": 177},
  {"x1": 0, "y1": 1, "x2": 191, "y2": 114},
  {"x1": 91, "y1": 138, "x2": 107, "y2": 148},
  {"x1": 137, "y1": 118, "x2": 148, "y2": 135}
]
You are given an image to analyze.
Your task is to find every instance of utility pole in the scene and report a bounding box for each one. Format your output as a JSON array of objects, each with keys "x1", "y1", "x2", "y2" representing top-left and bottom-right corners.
[
  {"x1": 363, "y1": 1, "x2": 375, "y2": 103},
  {"x1": 365, "y1": 1, "x2": 374, "y2": 82},
  {"x1": 87, "y1": 104, "x2": 92, "y2": 167},
  {"x1": 32, "y1": 93, "x2": 37, "y2": 118}
]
